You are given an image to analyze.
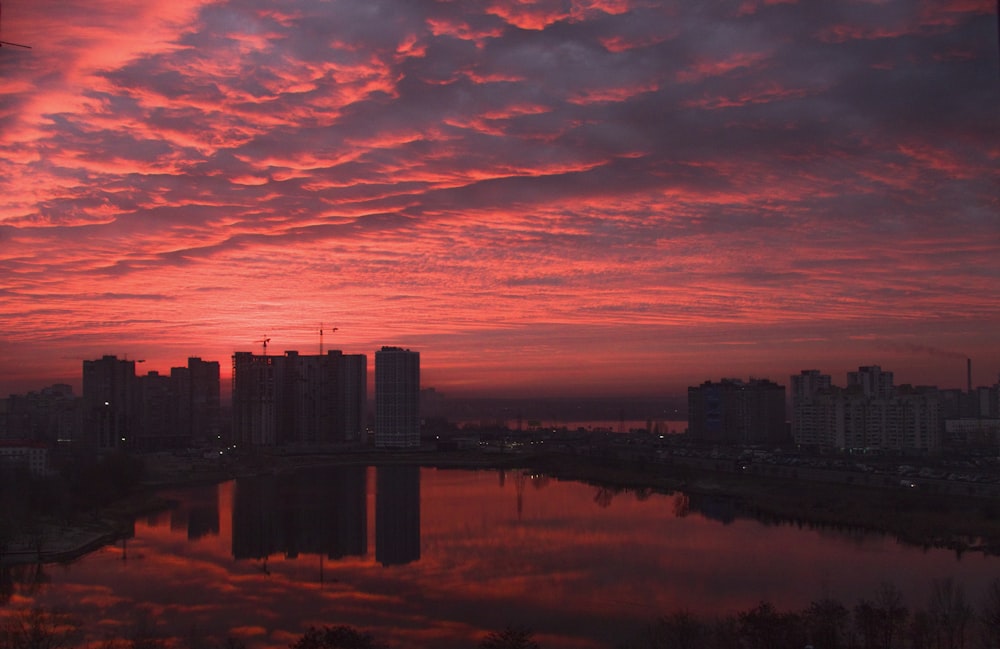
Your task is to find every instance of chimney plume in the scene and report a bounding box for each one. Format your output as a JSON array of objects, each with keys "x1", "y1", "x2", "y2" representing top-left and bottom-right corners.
[{"x1": 967, "y1": 358, "x2": 972, "y2": 393}]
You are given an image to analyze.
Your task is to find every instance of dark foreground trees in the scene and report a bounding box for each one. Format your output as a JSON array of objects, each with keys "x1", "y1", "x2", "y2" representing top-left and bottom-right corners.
[
  {"x1": 289, "y1": 626, "x2": 388, "y2": 649},
  {"x1": 620, "y1": 578, "x2": 1000, "y2": 649},
  {"x1": 477, "y1": 627, "x2": 541, "y2": 649}
]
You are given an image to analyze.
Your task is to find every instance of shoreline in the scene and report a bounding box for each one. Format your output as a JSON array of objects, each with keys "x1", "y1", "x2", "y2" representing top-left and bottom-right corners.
[{"x1": 7, "y1": 448, "x2": 1000, "y2": 567}]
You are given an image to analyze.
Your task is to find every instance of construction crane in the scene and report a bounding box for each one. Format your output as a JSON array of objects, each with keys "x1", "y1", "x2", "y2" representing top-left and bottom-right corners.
[
  {"x1": 255, "y1": 337, "x2": 271, "y2": 356},
  {"x1": 1, "y1": 2, "x2": 32, "y2": 48},
  {"x1": 319, "y1": 324, "x2": 338, "y2": 355}
]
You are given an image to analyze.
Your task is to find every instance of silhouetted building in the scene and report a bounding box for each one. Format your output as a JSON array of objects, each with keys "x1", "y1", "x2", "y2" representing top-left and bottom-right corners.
[
  {"x1": 137, "y1": 371, "x2": 174, "y2": 450},
  {"x1": 687, "y1": 378, "x2": 787, "y2": 445},
  {"x1": 946, "y1": 418, "x2": 1000, "y2": 450},
  {"x1": 83, "y1": 355, "x2": 137, "y2": 449},
  {"x1": 791, "y1": 370, "x2": 832, "y2": 448},
  {"x1": 172, "y1": 357, "x2": 221, "y2": 448},
  {"x1": 848, "y1": 365, "x2": 894, "y2": 399},
  {"x1": 0, "y1": 384, "x2": 79, "y2": 444},
  {"x1": 940, "y1": 376, "x2": 1000, "y2": 451},
  {"x1": 336, "y1": 352, "x2": 367, "y2": 443},
  {"x1": 0, "y1": 440, "x2": 49, "y2": 476},
  {"x1": 232, "y1": 350, "x2": 366, "y2": 447},
  {"x1": 375, "y1": 347, "x2": 420, "y2": 449},
  {"x1": 791, "y1": 366, "x2": 941, "y2": 452},
  {"x1": 232, "y1": 352, "x2": 279, "y2": 446},
  {"x1": 375, "y1": 465, "x2": 420, "y2": 566}
]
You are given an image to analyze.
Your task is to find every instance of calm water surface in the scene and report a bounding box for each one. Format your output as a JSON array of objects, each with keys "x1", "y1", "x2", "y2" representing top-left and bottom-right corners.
[{"x1": 6, "y1": 466, "x2": 999, "y2": 649}]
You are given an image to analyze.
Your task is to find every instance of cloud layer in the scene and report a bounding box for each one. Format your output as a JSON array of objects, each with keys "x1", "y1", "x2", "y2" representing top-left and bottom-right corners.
[{"x1": 1, "y1": 0, "x2": 998, "y2": 395}]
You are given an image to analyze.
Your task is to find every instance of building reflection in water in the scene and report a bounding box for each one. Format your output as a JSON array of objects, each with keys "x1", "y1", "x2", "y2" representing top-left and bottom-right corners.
[
  {"x1": 231, "y1": 465, "x2": 368, "y2": 560},
  {"x1": 375, "y1": 465, "x2": 421, "y2": 566},
  {"x1": 169, "y1": 487, "x2": 220, "y2": 540}
]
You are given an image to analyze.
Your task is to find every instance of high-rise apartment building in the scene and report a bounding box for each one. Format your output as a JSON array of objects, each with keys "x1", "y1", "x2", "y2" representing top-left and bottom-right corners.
[
  {"x1": 337, "y1": 352, "x2": 368, "y2": 443},
  {"x1": 232, "y1": 350, "x2": 366, "y2": 447},
  {"x1": 375, "y1": 347, "x2": 420, "y2": 449},
  {"x1": 83, "y1": 355, "x2": 137, "y2": 449},
  {"x1": 232, "y1": 352, "x2": 278, "y2": 446},
  {"x1": 185, "y1": 357, "x2": 221, "y2": 448},
  {"x1": 790, "y1": 370, "x2": 832, "y2": 447},
  {"x1": 687, "y1": 378, "x2": 786, "y2": 445},
  {"x1": 791, "y1": 366, "x2": 941, "y2": 452},
  {"x1": 83, "y1": 355, "x2": 221, "y2": 451},
  {"x1": 137, "y1": 371, "x2": 174, "y2": 450},
  {"x1": 0, "y1": 384, "x2": 79, "y2": 444},
  {"x1": 848, "y1": 365, "x2": 894, "y2": 399}
]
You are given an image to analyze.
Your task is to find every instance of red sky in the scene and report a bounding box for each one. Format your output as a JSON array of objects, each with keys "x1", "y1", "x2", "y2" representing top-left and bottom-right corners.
[{"x1": 1, "y1": 0, "x2": 998, "y2": 398}]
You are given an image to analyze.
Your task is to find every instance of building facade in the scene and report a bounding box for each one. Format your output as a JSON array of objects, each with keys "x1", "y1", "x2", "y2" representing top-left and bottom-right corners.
[
  {"x1": 232, "y1": 350, "x2": 367, "y2": 447},
  {"x1": 790, "y1": 370, "x2": 832, "y2": 447},
  {"x1": 176, "y1": 357, "x2": 221, "y2": 448},
  {"x1": 375, "y1": 347, "x2": 420, "y2": 449},
  {"x1": 83, "y1": 355, "x2": 137, "y2": 449},
  {"x1": 791, "y1": 366, "x2": 942, "y2": 453},
  {"x1": 0, "y1": 384, "x2": 79, "y2": 444},
  {"x1": 687, "y1": 378, "x2": 786, "y2": 445},
  {"x1": 0, "y1": 440, "x2": 50, "y2": 476}
]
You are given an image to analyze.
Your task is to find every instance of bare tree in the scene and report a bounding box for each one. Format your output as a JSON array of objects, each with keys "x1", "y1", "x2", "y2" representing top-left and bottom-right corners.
[
  {"x1": 909, "y1": 610, "x2": 934, "y2": 649},
  {"x1": 644, "y1": 611, "x2": 707, "y2": 649},
  {"x1": 738, "y1": 601, "x2": 806, "y2": 649},
  {"x1": 805, "y1": 597, "x2": 850, "y2": 649},
  {"x1": 478, "y1": 626, "x2": 541, "y2": 649},
  {"x1": 874, "y1": 582, "x2": 909, "y2": 649},
  {"x1": 290, "y1": 625, "x2": 387, "y2": 649},
  {"x1": 929, "y1": 578, "x2": 973, "y2": 649},
  {"x1": 979, "y1": 578, "x2": 1000, "y2": 649}
]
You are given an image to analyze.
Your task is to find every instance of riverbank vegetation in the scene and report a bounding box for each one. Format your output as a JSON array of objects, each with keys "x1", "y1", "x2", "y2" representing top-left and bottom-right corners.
[
  {"x1": 5, "y1": 445, "x2": 1000, "y2": 566},
  {"x1": 523, "y1": 452, "x2": 1000, "y2": 556},
  {"x1": 0, "y1": 451, "x2": 147, "y2": 563}
]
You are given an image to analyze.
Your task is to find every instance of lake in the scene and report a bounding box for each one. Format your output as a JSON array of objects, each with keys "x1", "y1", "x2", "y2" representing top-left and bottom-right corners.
[{"x1": 5, "y1": 465, "x2": 999, "y2": 648}]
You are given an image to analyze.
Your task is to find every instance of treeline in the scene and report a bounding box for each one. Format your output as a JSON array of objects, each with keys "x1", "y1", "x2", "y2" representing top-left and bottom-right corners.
[
  {"x1": 621, "y1": 579, "x2": 1000, "y2": 649},
  {"x1": 0, "y1": 451, "x2": 146, "y2": 560}
]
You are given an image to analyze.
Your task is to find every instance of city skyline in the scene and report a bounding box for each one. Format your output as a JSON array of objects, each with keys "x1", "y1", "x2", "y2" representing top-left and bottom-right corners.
[
  {"x1": 2, "y1": 1, "x2": 998, "y2": 398},
  {"x1": 5, "y1": 347, "x2": 994, "y2": 403}
]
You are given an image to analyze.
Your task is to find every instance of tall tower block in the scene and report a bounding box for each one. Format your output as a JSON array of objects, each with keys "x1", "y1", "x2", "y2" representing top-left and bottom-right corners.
[{"x1": 375, "y1": 347, "x2": 420, "y2": 449}]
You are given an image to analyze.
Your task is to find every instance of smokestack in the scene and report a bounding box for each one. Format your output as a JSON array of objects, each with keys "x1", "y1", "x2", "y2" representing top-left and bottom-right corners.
[{"x1": 967, "y1": 358, "x2": 972, "y2": 393}]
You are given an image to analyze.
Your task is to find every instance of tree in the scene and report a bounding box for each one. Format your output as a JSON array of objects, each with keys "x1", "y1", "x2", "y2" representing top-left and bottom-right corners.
[
  {"x1": 929, "y1": 578, "x2": 973, "y2": 649},
  {"x1": 855, "y1": 600, "x2": 881, "y2": 649},
  {"x1": 908, "y1": 610, "x2": 934, "y2": 649},
  {"x1": 873, "y1": 581, "x2": 908, "y2": 649},
  {"x1": 804, "y1": 597, "x2": 850, "y2": 649},
  {"x1": 477, "y1": 626, "x2": 541, "y2": 649},
  {"x1": 641, "y1": 611, "x2": 707, "y2": 649},
  {"x1": 980, "y1": 578, "x2": 1000, "y2": 649},
  {"x1": 289, "y1": 626, "x2": 387, "y2": 649},
  {"x1": 738, "y1": 601, "x2": 806, "y2": 649}
]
